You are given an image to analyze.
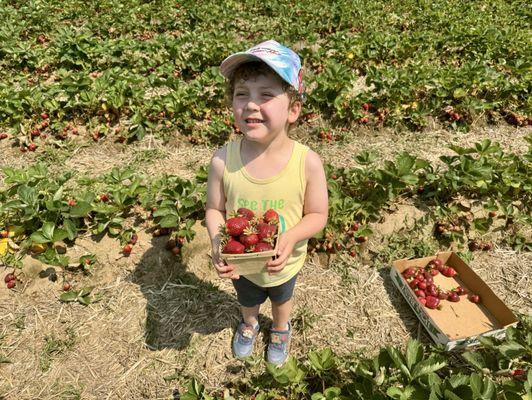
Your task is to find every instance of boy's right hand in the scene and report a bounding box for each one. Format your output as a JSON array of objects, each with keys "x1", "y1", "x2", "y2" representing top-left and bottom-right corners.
[{"x1": 211, "y1": 250, "x2": 240, "y2": 280}]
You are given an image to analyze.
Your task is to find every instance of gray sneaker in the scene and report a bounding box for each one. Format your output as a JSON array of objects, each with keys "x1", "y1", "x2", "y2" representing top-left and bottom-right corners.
[
  {"x1": 232, "y1": 321, "x2": 259, "y2": 359},
  {"x1": 267, "y1": 322, "x2": 291, "y2": 366}
]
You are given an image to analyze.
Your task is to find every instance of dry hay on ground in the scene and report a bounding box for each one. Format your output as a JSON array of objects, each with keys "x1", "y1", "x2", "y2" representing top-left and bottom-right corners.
[
  {"x1": 1, "y1": 124, "x2": 531, "y2": 398},
  {"x1": 0, "y1": 221, "x2": 530, "y2": 399},
  {"x1": 307, "y1": 125, "x2": 532, "y2": 170}
]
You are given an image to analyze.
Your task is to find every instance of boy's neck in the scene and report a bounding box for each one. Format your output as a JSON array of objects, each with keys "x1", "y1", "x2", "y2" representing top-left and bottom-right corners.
[{"x1": 241, "y1": 132, "x2": 291, "y2": 157}]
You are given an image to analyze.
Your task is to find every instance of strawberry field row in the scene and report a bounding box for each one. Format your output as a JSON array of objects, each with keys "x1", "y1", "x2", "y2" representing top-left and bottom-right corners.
[
  {"x1": 0, "y1": 0, "x2": 530, "y2": 146},
  {"x1": 177, "y1": 316, "x2": 531, "y2": 399},
  {"x1": 1, "y1": 139, "x2": 530, "y2": 276}
]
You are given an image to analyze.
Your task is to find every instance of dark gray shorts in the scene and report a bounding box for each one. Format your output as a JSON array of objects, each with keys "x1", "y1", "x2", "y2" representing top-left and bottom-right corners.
[{"x1": 232, "y1": 273, "x2": 298, "y2": 307}]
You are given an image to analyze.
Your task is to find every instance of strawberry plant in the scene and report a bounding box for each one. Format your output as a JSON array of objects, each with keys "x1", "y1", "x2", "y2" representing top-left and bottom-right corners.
[
  {"x1": 1, "y1": 0, "x2": 530, "y2": 143},
  {"x1": 179, "y1": 314, "x2": 532, "y2": 398}
]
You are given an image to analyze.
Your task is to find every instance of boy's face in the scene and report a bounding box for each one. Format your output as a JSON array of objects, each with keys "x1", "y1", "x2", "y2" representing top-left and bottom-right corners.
[{"x1": 232, "y1": 72, "x2": 301, "y2": 143}]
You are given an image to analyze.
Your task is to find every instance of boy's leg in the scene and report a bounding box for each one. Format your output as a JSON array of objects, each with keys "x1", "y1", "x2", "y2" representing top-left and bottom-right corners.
[
  {"x1": 242, "y1": 304, "x2": 261, "y2": 327},
  {"x1": 266, "y1": 274, "x2": 298, "y2": 365},
  {"x1": 232, "y1": 276, "x2": 268, "y2": 359},
  {"x1": 271, "y1": 298, "x2": 293, "y2": 330}
]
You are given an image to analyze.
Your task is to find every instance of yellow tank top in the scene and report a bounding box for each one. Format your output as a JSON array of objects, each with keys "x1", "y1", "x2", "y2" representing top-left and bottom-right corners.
[{"x1": 223, "y1": 137, "x2": 309, "y2": 287}]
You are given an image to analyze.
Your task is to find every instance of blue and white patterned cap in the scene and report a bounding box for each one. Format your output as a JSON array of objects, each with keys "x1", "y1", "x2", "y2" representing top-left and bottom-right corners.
[{"x1": 220, "y1": 40, "x2": 304, "y2": 95}]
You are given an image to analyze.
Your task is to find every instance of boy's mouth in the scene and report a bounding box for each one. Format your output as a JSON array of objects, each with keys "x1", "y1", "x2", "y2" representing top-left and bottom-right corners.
[{"x1": 245, "y1": 118, "x2": 264, "y2": 124}]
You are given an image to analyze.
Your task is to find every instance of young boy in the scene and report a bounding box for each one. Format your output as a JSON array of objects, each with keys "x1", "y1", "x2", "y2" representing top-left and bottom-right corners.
[{"x1": 205, "y1": 40, "x2": 328, "y2": 365}]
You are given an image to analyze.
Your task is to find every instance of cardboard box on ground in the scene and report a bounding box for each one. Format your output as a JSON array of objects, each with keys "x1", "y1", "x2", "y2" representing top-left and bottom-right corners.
[{"x1": 391, "y1": 251, "x2": 518, "y2": 350}]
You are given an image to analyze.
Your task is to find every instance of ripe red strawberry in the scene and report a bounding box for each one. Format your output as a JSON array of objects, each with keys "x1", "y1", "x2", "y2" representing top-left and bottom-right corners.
[
  {"x1": 362, "y1": 103, "x2": 370, "y2": 111},
  {"x1": 68, "y1": 199, "x2": 77, "y2": 207},
  {"x1": 349, "y1": 250, "x2": 357, "y2": 257},
  {"x1": 63, "y1": 282, "x2": 71, "y2": 291},
  {"x1": 414, "y1": 289, "x2": 425, "y2": 298},
  {"x1": 263, "y1": 209, "x2": 279, "y2": 224},
  {"x1": 430, "y1": 268, "x2": 439, "y2": 276},
  {"x1": 257, "y1": 222, "x2": 276, "y2": 241},
  {"x1": 40, "y1": 112, "x2": 49, "y2": 120},
  {"x1": 442, "y1": 266, "x2": 457, "y2": 278},
  {"x1": 4, "y1": 273, "x2": 15, "y2": 283},
  {"x1": 225, "y1": 217, "x2": 249, "y2": 236},
  {"x1": 438, "y1": 291, "x2": 449, "y2": 300},
  {"x1": 99, "y1": 193, "x2": 110, "y2": 202},
  {"x1": 165, "y1": 239, "x2": 176, "y2": 250},
  {"x1": 350, "y1": 222, "x2": 360, "y2": 231},
  {"x1": 171, "y1": 246, "x2": 181, "y2": 256},
  {"x1": 419, "y1": 298, "x2": 426, "y2": 305},
  {"x1": 431, "y1": 259, "x2": 443, "y2": 269},
  {"x1": 402, "y1": 267, "x2": 416, "y2": 279},
  {"x1": 123, "y1": 244, "x2": 133, "y2": 255},
  {"x1": 237, "y1": 207, "x2": 254, "y2": 221},
  {"x1": 7, "y1": 280, "x2": 16, "y2": 289},
  {"x1": 454, "y1": 286, "x2": 468, "y2": 295},
  {"x1": 0, "y1": 133, "x2": 8, "y2": 140},
  {"x1": 222, "y1": 238, "x2": 245, "y2": 254},
  {"x1": 28, "y1": 143, "x2": 37, "y2": 151},
  {"x1": 239, "y1": 232, "x2": 259, "y2": 249},
  {"x1": 468, "y1": 294, "x2": 481, "y2": 303},
  {"x1": 356, "y1": 236, "x2": 368, "y2": 243},
  {"x1": 418, "y1": 281, "x2": 427, "y2": 290},
  {"x1": 426, "y1": 284, "x2": 439, "y2": 297},
  {"x1": 425, "y1": 296, "x2": 441, "y2": 309},
  {"x1": 482, "y1": 243, "x2": 493, "y2": 251},
  {"x1": 448, "y1": 292, "x2": 460, "y2": 302},
  {"x1": 253, "y1": 242, "x2": 273, "y2": 252},
  {"x1": 409, "y1": 279, "x2": 419, "y2": 289},
  {"x1": 129, "y1": 234, "x2": 138, "y2": 245},
  {"x1": 488, "y1": 211, "x2": 497, "y2": 218},
  {"x1": 512, "y1": 369, "x2": 525, "y2": 376}
]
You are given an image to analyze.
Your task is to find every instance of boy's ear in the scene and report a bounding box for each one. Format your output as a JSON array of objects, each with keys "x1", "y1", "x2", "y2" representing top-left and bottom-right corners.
[{"x1": 288, "y1": 100, "x2": 302, "y2": 124}]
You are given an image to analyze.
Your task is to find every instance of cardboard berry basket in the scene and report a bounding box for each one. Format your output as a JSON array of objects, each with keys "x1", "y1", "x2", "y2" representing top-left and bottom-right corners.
[
  {"x1": 220, "y1": 225, "x2": 281, "y2": 276},
  {"x1": 391, "y1": 251, "x2": 518, "y2": 351}
]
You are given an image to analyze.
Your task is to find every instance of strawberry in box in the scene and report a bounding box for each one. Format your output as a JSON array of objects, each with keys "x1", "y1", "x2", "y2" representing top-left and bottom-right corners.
[{"x1": 220, "y1": 208, "x2": 281, "y2": 275}]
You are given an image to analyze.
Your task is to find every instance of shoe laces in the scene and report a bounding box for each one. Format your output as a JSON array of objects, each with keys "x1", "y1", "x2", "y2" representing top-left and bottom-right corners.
[
  {"x1": 269, "y1": 332, "x2": 288, "y2": 351},
  {"x1": 238, "y1": 324, "x2": 256, "y2": 344}
]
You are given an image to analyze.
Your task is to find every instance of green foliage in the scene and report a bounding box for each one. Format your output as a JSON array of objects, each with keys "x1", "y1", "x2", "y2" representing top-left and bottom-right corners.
[
  {"x1": 317, "y1": 138, "x2": 531, "y2": 255},
  {"x1": 0, "y1": 0, "x2": 530, "y2": 143},
  {"x1": 180, "y1": 317, "x2": 532, "y2": 398},
  {"x1": 0, "y1": 163, "x2": 206, "y2": 267}
]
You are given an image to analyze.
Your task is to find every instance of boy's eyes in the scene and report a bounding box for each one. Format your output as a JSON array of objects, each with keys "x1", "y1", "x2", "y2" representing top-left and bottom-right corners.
[{"x1": 234, "y1": 92, "x2": 275, "y2": 97}]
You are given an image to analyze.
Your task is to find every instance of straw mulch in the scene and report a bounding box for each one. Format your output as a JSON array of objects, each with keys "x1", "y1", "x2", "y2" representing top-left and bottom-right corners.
[{"x1": 0, "y1": 124, "x2": 531, "y2": 399}]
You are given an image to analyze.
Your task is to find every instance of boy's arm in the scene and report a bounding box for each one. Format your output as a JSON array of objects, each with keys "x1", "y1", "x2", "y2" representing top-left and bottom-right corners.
[
  {"x1": 267, "y1": 150, "x2": 328, "y2": 272},
  {"x1": 205, "y1": 147, "x2": 239, "y2": 279}
]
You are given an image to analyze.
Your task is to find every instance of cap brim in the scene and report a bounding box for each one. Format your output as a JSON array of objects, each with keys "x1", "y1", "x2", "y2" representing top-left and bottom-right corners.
[{"x1": 220, "y1": 53, "x2": 264, "y2": 79}]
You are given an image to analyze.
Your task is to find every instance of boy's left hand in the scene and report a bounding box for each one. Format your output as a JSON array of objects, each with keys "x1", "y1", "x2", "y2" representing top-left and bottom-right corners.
[{"x1": 266, "y1": 232, "x2": 296, "y2": 274}]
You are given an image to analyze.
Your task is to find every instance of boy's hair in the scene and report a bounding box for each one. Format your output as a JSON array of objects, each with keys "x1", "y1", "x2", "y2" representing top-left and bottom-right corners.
[{"x1": 225, "y1": 61, "x2": 302, "y2": 131}]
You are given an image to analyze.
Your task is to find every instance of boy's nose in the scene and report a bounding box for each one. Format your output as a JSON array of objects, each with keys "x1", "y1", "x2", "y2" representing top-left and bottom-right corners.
[{"x1": 244, "y1": 100, "x2": 260, "y2": 111}]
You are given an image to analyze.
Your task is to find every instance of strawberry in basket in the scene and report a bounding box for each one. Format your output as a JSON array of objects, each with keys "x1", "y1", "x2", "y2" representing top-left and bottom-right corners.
[{"x1": 221, "y1": 208, "x2": 279, "y2": 254}]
